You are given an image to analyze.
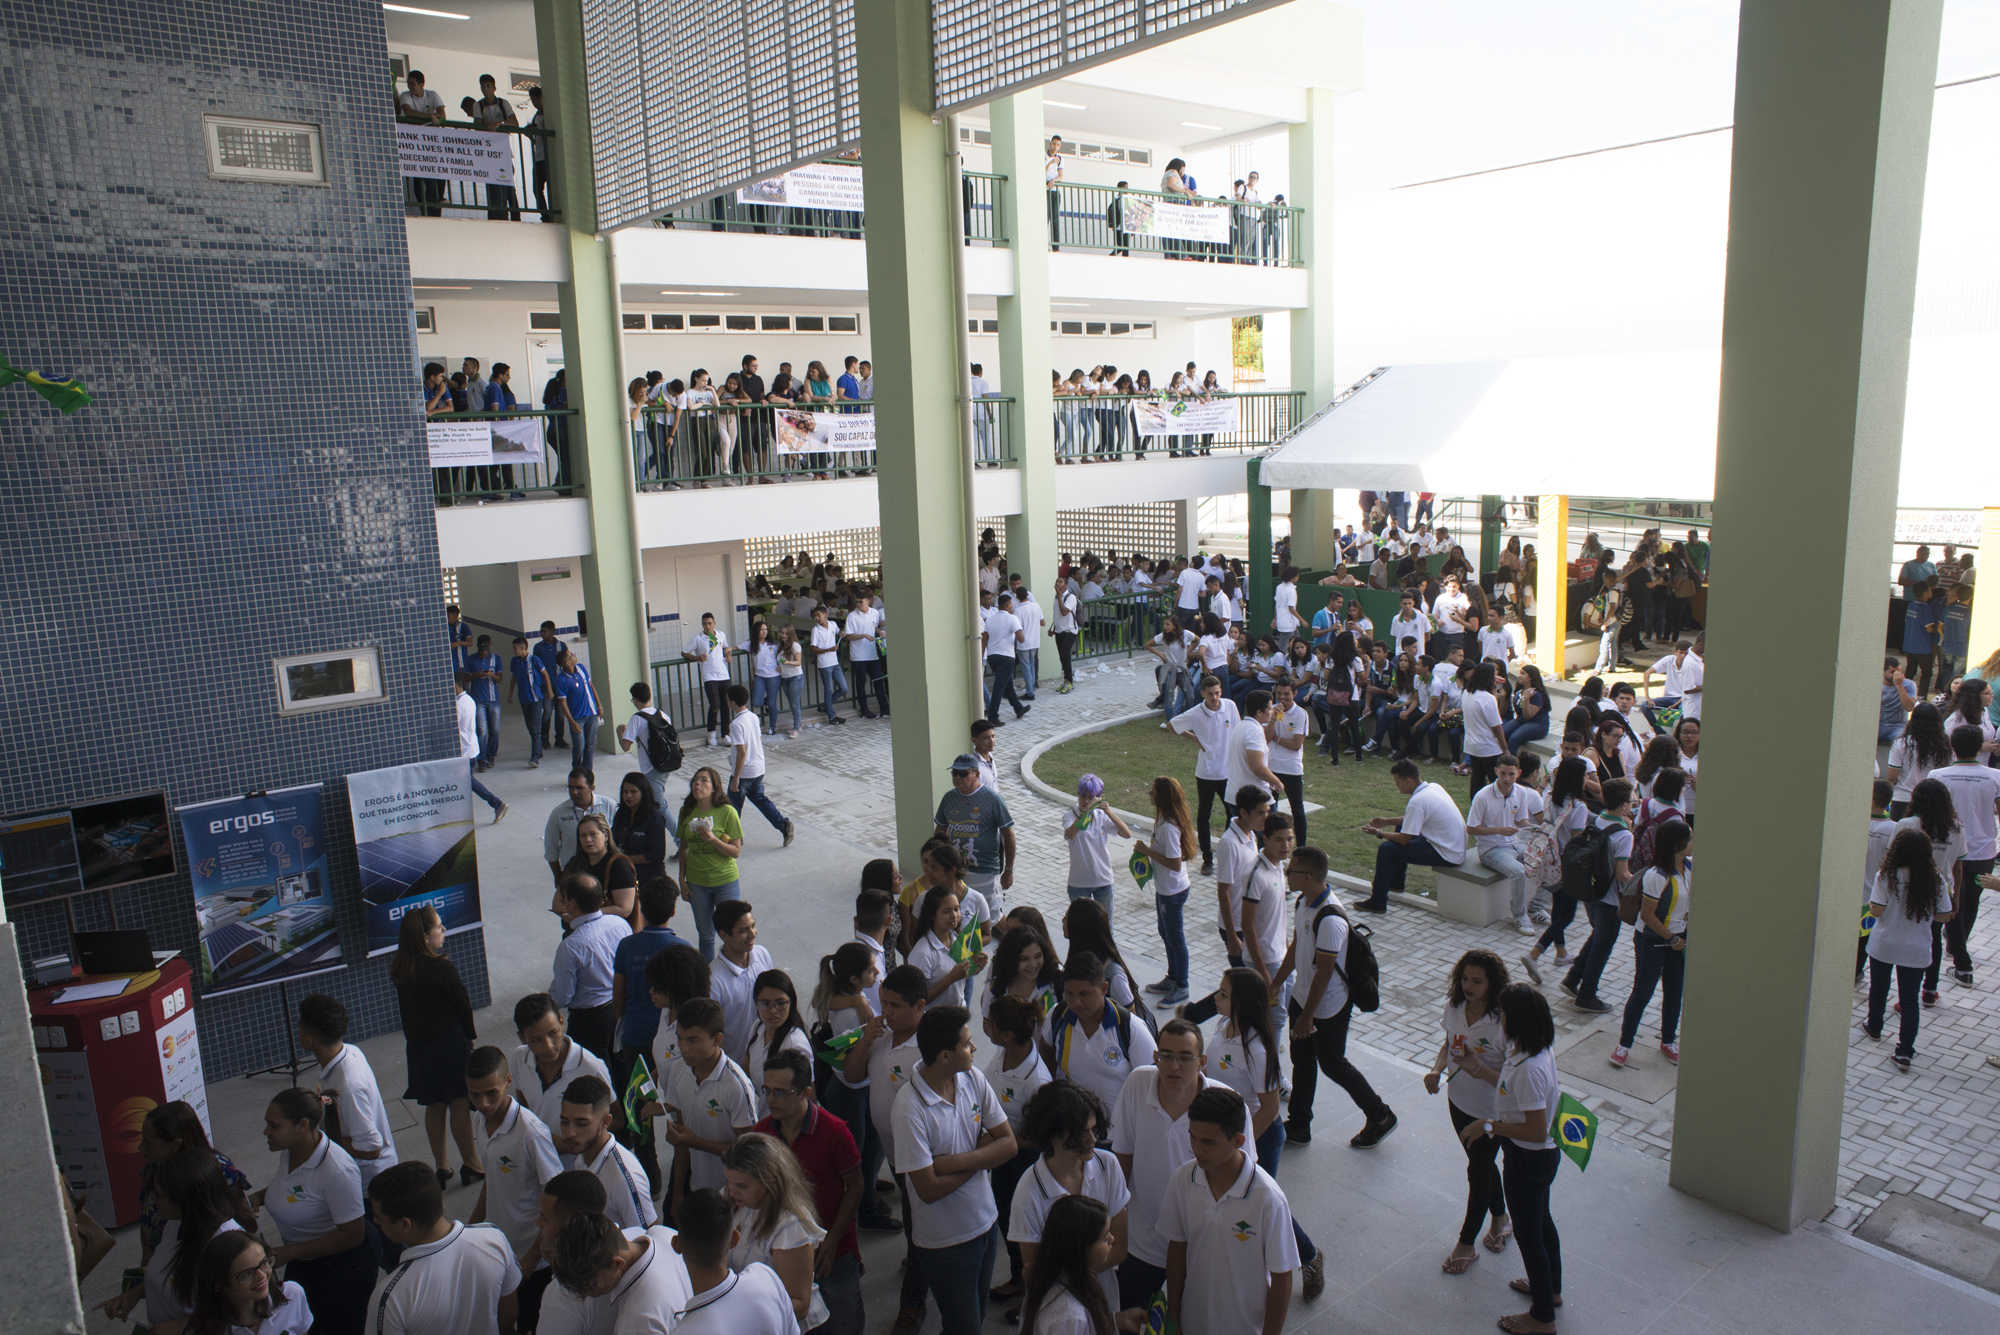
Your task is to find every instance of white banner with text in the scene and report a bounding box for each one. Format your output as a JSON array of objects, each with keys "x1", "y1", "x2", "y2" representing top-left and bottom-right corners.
[
  {"x1": 396, "y1": 125, "x2": 517, "y2": 186},
  {"x1": 1134, "y1": 398, "x2": 1241, "y2": 438},
  {"x1": 426, "y1": 419, "x2": 546, "y2": 467},
  {"x1": 774, "y1": 408, "x2": 877, "y2": 456},
  {"x1": 736, "y1": 162, "x2": 865, "y2": 211},
  {"x1": 1117, "y1": 193, "x2": 1231, "y2": 244}
]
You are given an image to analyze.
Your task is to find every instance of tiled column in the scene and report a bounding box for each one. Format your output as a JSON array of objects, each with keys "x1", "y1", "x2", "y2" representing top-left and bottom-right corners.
[
  {"x1": 993, "y1": 90, "x2": 1058, "y2": 610},
  {"x1": 534, "y1": 0, "x2": 646, "y2": 743},
  {"x1": 857, "y1": 0, "x2": 983, "y2": 869},
  {"x1": 1671, "y1": 0, "x2": 1944, "y2": 1230}
]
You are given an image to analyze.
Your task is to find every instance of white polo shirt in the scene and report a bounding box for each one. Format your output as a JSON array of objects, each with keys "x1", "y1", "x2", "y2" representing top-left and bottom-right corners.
[
  {"x1": 321, "y1": 1046, "x2": 398, "y2": 1185},
  {"x1": 601, "y1": 1226, "x2": 693, "y2": 1335},
  {"x1": 986, "y1": 1045, "x2": 1052, "y2": 1116},
  {"x1": 1933, "y1": 761, "x2": 2000, "y2": 861},
  {"x1": 1678, "y1": 653, "x2": 1705, "y2": 720},
  {"x1": 473, "y1": 1100, "x2": 564, "y2": 1260},
  {"x1": 1466, "y1": 782, "x2": 1543, "y2": 855},
  {"x1": 1176, "y1": 566, "x2": 1207, "y2": 610},
  {"x1": 569, "y1": 1134, "x2": 658, "y2": 1230},
  {"x1": 1041, "y1": 1005, "x2": 1155, "y2": 1134},
  {"x1": 368, "y1": 1222, "x2": 520, "y2": 1335},
  {"x1": 1401, "y1": 781, "x2": 1467, "y2": 863},
  {"x1": 1442, "y1": 1002, "x2": 1507, "y2": 1120},
  {"x1": 1215, "y1": 820, "x2": 1257, "y2": 932},
  {"x1": 866, "y1": 1030, "x2": 923, "y2": 1149},
  {"x1": 1223, "y1": 717, "x2": 1272, "y2": 802},
  {"x1": 892, "y1": 1065, "x2": 1009, "y2": 1247},
  {"x1": 809, "y1": 622, "x2": 840, "y2": 669},
  {"x1": 1387, "y1": 612, "x2": 1427, "y2": 658},
  {"x1": 1477, "y1": 625, "x2": 1512, "y2": 663},
  {"x1": 673, "y1": 1263, "x2": 797, "y2": 1335},
  {"x1": 1462, "y1": 690, "x2": 1504, "y2": 759},
  {"x1": 985, "y1": 608, "x2": 1021, "y2": 659},
  {"x1": 1160, "y1": 1154, "x2": 1299, "y2": 1335},
  {"x1": 1290, "y1": 888, "x2": 1351, "y2": 1019},
  {"x1": 1238, "y1": 853, "x2": 1288, "y2": 975},
  {"x1": 845, "y1": 606, "x2": 884, "y2": 661},
  {"x1": 1007, "y1": 1150, "x2": 1131, "y2": 1311},
  {"x1": 1016, "y1": 596, "x2": 1044, "y2": 650},
  {"x1": 710, "y1": 944, "x2": 774, "y2": 1064},
  {"x1": 1267, "y1": 704, "x2": 1308, "y2": 777},
  {"x1": 1273, "y1": 582, "x2": 1299, "y2": 634},
  {"x1": 510, "y1": 1040, "x2": 611, "y2": 1133},
  {"x1": 264, "y1": 1135, "x2": 365, "y2": 1246},
  {"x1": 659, "y1": 1054, "x2": 757, "y2": 1192},
  {"x1": 693, "y1": 631, "x2": 732, "y2": 681},
  {"x1": 1171, "y1": 699, "x2": 1241, "y2": 782},
  {"x1": 1649, "y1": 652, "x2": 1696, "y2": 698},
  {"x1": 1110, "y1": 1068, "x2": 1225, "y2": 1267},
  {"x1": 727, "y1": 710, "x2": 767, "y2": 780}
]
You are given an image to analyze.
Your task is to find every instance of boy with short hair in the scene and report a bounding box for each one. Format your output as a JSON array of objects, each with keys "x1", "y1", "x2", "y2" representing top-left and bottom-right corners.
[
  {"x1": 532, "y1": 621, "x2": 569, "y2": 751},
  {"x1": 298, "y1": 993, "x2": 400, "y2": 1184},
  {"x1": 367, "y1": 1161, "x2": 521, "y2": 1335},
  {"x1": 547, "y1": 1208, "x2": 696, "y2": 1333},
  {"x1": 846, "y1": 964, "x2": 931, "y2": 1330},
  {"x1": 664, "y1": 1189, "x2": 797, "y2": 1333},
  {"x1": 506, "y1": 634, "x2": 550, "y2": 769},
  {"x1": 617, "y1": 680, "x2": 673, "y2": 809},
  {"x1": 1039, "y1": 952, "x2": 1155, "y2": 1128},
  {"x1": 465, "y1": 1045, "x2": 563, "y2": 1268},
  {"x1": 726, "y1": 682, "x2": 796, "y2": 845},
  {"x1": 654, "y1": 997, "x2": 757, "y2": 1216},
  {"x1": 467, "y1": 633, "x2": 504, "y2": 769},
  {"x1": 556, "y1": 1073, "x2": 658, "y2": 1231},
  {"x1": 509, "y1": 991, "x2": 612, "y2": 1132},
  {"x1": 710, "y1": 899, "x2": 774, "y2": 1064},
  {"x1": 1163, "y1": 1088, "x2": 1297, "y2": 1335}
]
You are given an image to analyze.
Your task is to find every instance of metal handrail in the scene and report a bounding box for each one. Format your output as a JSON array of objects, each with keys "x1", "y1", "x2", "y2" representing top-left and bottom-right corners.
[
  {"x1": 654, "y1": 168, "x2": 1010, "y2": 245},
  {"x1": 428, "y1": 408, "x2": 583, "y2": 505},
  {"x1": 1049, "y1": 181, "x2": 1303, "y2": 266},
  {"x1": 397, "y1": 116, "x2": 555, "y2": 221},
  {"x1": 631, "y1": 397, "x2": 1019, "y2": 488}
]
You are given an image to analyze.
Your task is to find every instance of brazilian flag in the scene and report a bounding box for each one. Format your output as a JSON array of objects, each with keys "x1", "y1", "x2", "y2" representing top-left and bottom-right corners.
[
  {"x1": 1129, "y1": 846, "x2": 1154, "y2": 891},
  {"x1": 621, "y1": 1054, "x2": 659, "y2": 1131},
  {"x1": 1860, "y1": 902, "x2": 1878, "y2": 938},
  {"x1": 1555, "y1": 1093, "x2": 1597, "y2": 1170},
  {"x1": 1144, "y1": 1288, "x2": 1178, "y2": 1335},
  {"x1": 0, "y1": 353, "x2": 92, "y2": 415},
  {"x1": 950, "y1": 915, "x2": 985, "y2": 971},
  {"x1": 819, "y1": 1024, "x2": 866, "y2": 1065}
]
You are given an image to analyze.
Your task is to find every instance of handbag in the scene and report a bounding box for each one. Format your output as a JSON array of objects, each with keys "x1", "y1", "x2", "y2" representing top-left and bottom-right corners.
[{"x1": 1672, "y1": 576, "x2": 1697, "y2": 599}]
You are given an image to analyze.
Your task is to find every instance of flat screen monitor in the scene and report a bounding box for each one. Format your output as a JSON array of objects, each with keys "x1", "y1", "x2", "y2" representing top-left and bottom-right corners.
[{"x1": 1, "y1": 791, "x2": 176, "y2": 910}]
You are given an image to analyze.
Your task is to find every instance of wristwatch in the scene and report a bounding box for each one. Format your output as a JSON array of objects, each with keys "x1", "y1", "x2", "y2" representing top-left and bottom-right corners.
[{"x1": 1482, "y1": 1120, "x2": 1495, "y2": 1138}]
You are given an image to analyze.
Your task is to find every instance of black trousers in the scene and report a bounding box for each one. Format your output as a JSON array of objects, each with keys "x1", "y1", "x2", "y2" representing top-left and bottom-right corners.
[
  {"x1": 516, "y1": 1266, "x2": 556, "y2": 1333},
  {"x1": 1286, "y1": 998, "x2": 1390, "y2": 1134},
  {"x1": 1276, "y1": 770, "x2": 1307, "y2": 843},
  {"x1": 1468, "y1": 753, "x2": 1499, "y2": 800},
  {"x1": 1055, "y1": 630, "x2": 1078, "y2": 683},
  {"x1": 566, "y1": 1001, "x2": 616, "y2": 1063},
  {"x1": 1448, "y1": 1104, "x2": 1508, "y2": 1246},
  {"x1": 1503, "y1": 1144, "x2": 1563, "y2": 1324},
  {"x1": 1179, "y1": 930, "x2": 1245, "y2": 1025},
  {"x1": 285, "y1": 1241, "x2": 377, "y2": 1335},
  {"x1": 532, "y1": 159, "x2": 552, "y2": 220},
  {"x1": 702, "y1": 679, "x2": 730, "y2": 735},
  {"x1": 1194, "y1": 776, "x2": 1230, "y2": 861},
  {"x1": 1946, "y1": 857, "x2": 1992, "y2": 973}
]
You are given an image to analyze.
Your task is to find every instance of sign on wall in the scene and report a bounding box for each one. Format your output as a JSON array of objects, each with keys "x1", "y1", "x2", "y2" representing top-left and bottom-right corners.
[
  {"x1": 1117, "y1": 194, "x2": 1232, "y2": 245},
  {"x1": 427, "y1": 419, "x2": 546, "y2": 467},
  {"x1": 396, "y1": 124, "x2": 517, "y2": 186},
  {"x1": 1134, "y1": 398, "x2": 1241, "y2": 438},
  {"x1": 346, "y1": 759, "x2": 484, "y2": 957},
  {"x1": 736, "y1": 162, "x2": 865, "y2": 211},
  {"x1": 1894, "y1": 510, "x2": 1981, "y2": 549},
  {"x1": 774, "y1": 408, "x2": 877, "y2": 456},
  {"x1": 176, "y1": 786, "x2": 344, "y2": 997}
]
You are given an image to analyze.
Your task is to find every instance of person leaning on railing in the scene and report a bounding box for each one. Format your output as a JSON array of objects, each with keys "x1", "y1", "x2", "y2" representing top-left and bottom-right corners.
[
  {"x1": 473, "y1": 75, "x2": 522, "y2": 220},
  {"x1": 395, "y1": 71, "x2": 447, "y2": 215}
]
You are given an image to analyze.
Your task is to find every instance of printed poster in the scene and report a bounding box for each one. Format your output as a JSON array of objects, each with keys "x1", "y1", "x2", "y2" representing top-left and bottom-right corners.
[
  {"x1": 396, "y1": 124, "x2": 517, "y2": 185},
  {"x1": 1133, "y1": 397, "x2": 1242, "y2": 438},
  {"x1": 426, "y1": 419, "x2": 544, "y2": 467},
  {"x1": 488, "y1": 416, "x2": 546, "y2": 464},
  {"x1": 347, "y1": 758, "x2": 483, "y2": 957},
  {"x1": 736, "y1": 162, "x2": 864, "y2": 211},
  {"x1": 176, "y1": 786, "x2": 344, "y2": 996},
  {"x1": 1116, "y1": 193, "x2": 1231, "y2": 244},
  {"x1": 774, "y1": 407, "x2": 877, "y2": 456}
]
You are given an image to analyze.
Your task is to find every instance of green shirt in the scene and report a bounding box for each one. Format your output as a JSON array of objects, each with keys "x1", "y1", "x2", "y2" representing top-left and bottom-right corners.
[{"x1": 679, "y1": 802, "x2": 743, "y2": 887}]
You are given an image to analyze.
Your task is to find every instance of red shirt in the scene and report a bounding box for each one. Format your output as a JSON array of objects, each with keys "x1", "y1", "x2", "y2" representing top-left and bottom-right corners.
[{"x1": 754, "y1": 1102, "x2": 860, "y2": 1257}]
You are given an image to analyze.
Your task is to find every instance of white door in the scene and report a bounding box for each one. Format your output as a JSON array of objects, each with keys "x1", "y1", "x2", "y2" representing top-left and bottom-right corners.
[{"x1": 674, "y1": 554, "x2": 729, "y2": 656}]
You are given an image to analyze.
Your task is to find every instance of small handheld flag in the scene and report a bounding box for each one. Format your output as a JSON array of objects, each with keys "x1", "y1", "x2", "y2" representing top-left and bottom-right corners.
[
  {"x1": 1860, "y1": 902, "x2": 1878, "y2": 938},
  {"x1": 819, "y1": 1025, "x2": 865, "y2": 1064},
  {"x1": 950, "y1": 916, "x2": 985, "y2": 970},
  {"x1": 621, "y1": 1054, "x2": 659, "y2": 1130},
  {"x1": 0, "y1": 353, "x2": 92, "y2": 415},
  {"x1": 1129, "y1": 846, "x2": 1154, "y2": 890},
  {"x1": 1144, "y1": 1287, "x2": 1178, "y2": 1335},
  {"x1": 1554, "y1": 1092, "x2": 1597, "y2": 1171}
]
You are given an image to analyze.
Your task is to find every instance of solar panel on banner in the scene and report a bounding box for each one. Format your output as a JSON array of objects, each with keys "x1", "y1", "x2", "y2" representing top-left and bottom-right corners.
[{"x1": 356, "y1": 824, "x2": 475, "y2": 906}]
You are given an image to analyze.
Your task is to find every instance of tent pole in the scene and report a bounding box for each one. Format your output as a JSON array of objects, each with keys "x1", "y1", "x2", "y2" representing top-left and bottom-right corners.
[{"x1": 1537, "y1": 495, "x2": 1569, "y2": 678}]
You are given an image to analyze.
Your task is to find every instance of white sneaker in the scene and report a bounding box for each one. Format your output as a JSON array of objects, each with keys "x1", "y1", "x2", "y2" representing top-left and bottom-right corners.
[
  {"x1": 1530, "y1": 909, "x2": 1551, "y2": 925},
  {"x1": 706, "y1": 732, "x2": 717, "y2": 747},
  {"x1": 1515, "y1": 917, "x2": 1536, "y2": 935}
]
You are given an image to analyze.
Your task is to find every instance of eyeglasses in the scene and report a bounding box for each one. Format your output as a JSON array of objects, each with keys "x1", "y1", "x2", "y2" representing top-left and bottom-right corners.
[
  {"x1": 760, "y1": 1084, "x2": 802, "y2": 1099},
  {"x1": 1155, "y1": 1050, "x2": 1201, "y2": 1065},
  {"x1": 234, "y1": 1256, "x2": 274, "y2": 1286},
  {"x1": 755, "y1": 998, "x2": 790, "y2": 1011}
]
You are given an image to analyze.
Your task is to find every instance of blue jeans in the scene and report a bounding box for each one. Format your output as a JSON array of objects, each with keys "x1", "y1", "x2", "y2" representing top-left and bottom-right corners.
[
  {"x1": 729, "y1": 774, "x2": 788, "y2": 833},
  {"x1": 986, "y1": 654, "x2": 1024, "y2": 720},
  {"x1": 1255, "y1": 1120, "x2": 1317, "y2": 1263},
  {"x1": 469, "y1": 773, "x2": 503, "y2": 814},
  {"x1": 1620, "y1": 928, "x2": 1686, "y2": 1047},
  {"x1": 750, "y1": 675, "x2": 780, "y2": 732},
  {"x1": 1018, "y1": 647, "x2": 1039, "y2": 697},
  {"x1": 568, "y1": 714, "x2": 600, "y2": 775},
  {"x1": 1480, "y1": 846, "x2": 1531, "y2": 919},
  {"x1": 1154, "y1": 891, "x2": 1189, "y2": 987},
  {"x1": 474, "y1": 699, "x2": 501, "y2": 765},
  {"x1": 519, "y1": 700, "x2": 544, "y2": 763},
  {"x1": 1563, "y1": 897, "x2": 1622, "y2": 1002},
  {"x1": 815, "y1": 1250, "x2": 864, "y2": 1335},
  {"x1": 818, "y1": 664, "x2": 848, "y2": 721},
  {"x1": 1504, "y1": 716, "x2": 1548, "y2": 751},
  {"x1": 686, "y1": 878, "x2": 741, "y2": 960},
  {"x1": 919, "y1": 1223, "x2": 998, "y2": 1335},
  {"x1": 1368, "y1": 835, "x2": 1455, "y2": 909},
  {"x1": 778, "y1": 674, "x2": 803, "y2": 732},
  {"x1": 1067, "y1": 884, "x2": 1113, "y2": 924}
]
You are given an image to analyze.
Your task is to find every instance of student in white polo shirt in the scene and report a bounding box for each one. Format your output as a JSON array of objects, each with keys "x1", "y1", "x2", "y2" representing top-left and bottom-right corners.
[
  {"x1": 844, "y1": 963, "x2": 930, "y2": 1329},
  {"x1": 1181, "y1": 788, "x2": 1271, "y2": 1027},
  {"x1": 366, "y1": 1162, "x2": 521, "y2": 1335},
  {"x1": 1267, "y1": 680, "x2": 1310, "y2": 840},
  {"x1": 464, "y1": 1046, "x2": 564, "y2": 1268},
  {"x1": 255, "y1": 1087, "x2": 374, "y2": 1335},
  {"x1": 1279, "y1": 846, "x2": 1397, "y2": 1151},
  {"x1": 682, "y1": 610, "x2": 737, "y2": 746},
  {"x1": 1007, "y1": 1082, "x2": 1130, "y2": 1315},
  {"x1": 1273, "y1": 567, "x2": 1301, "y2": 641},
  {"x1": 651, "y1": 998, "x2": 757, "y2": 1215},
  {"x1": 1465, "y1": 752, "x2": 1546, "y2": 934},
  {"x1": 1225, "y1": 690, "x2": 1281, "y2": 812},
  {"x1": 663, "y1": 1189, "x2": 798, "y2": 1334},
  {"x1": 297, "y1": 994, "x2": 399, "y2": 1186},
  {"x1": 1014, "y1": 587, "x2": 1045, "y2": 700},
  {"x1": 524, "y1": 1169, "x2": 609, "y2": 1335},
  {"x1": 1170, "y1": 674, "x2": 1242, "y2": 876},
  {"x1": 1361, "y1": 759, "x2": 1466, "y2": 913},
  {"x1": 510, "y1": 993, "x2": 613, "y2": 1133},
  {"x1": 1109, "y1": 1019, "x2": 1223, "y2": 1310},
  {"x1": 1038, "y1": 953, "x2": 1155, "y2": 1131},
  {"x1": 547, "y1": 1206, "x2": 696, "y2": 1334},
  {"x1": 556, "y1": 1075, "x2": 658, "y2": 1232},
  {"x1": 893, "y1": 1004, "x2": 1018, "y2": 1335},
  {"x1": 1162, "y1": 1087, "x2": 1298, "y2": 1335}
]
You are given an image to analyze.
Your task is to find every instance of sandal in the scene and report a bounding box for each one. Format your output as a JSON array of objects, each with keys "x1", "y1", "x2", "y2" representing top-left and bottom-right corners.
[
  {"x1": 1484, "y1": 1223, "x2": 1513, "y2": 1252},
  {"x1": 1442, "y1": 1249, "x2": 1479, "y2": 1275},
  {"x1": 1498, "y1": 1317, "x2": 1557, "y2": 1334},
  {"x1": 1508, "y1": 1278, "x2": 1562, "y2": 1306}
]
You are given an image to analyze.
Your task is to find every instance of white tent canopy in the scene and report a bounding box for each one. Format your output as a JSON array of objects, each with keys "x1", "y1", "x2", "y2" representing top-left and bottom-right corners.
[{"x1": 1260, "y1": 335, "x2": 1998, "y2": 508}]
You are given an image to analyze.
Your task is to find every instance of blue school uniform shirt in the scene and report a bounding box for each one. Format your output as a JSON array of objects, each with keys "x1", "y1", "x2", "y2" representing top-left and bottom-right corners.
[
  {"x1": 509, "y1": 653, "x2": 549, "y2": 704},
  {"x1": 1940, "y1": 602, "x2": 1971, "y2": 657},
  {"x1": 449, "y1": 618, "x2": 473, "y2": 670},
  {"x1": 1311, "y1": 607, "x2": 1338, "y2": 646},
  {"x1": 1902, "y1": 597, "x2": 1938, "y2": 655},
  {"x1": 612, "y1": 925, "x2": 692, "y2": 1050},
  {"x1": 837, "y1": 372, "x2": 862, "y2": 409},
  {"x1": 532, "y1": 637, "x2": 567, "y2": 691},
  {"x1": 556, "y1": 662, "x2": 601, "y2": 722},
  {"x1": 466, "y1": 651, "x2": 502, "y2": 703}
]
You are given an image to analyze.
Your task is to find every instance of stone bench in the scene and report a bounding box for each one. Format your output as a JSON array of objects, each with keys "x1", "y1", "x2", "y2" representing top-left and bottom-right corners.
[{"x1": 1435, "y1": 858, "x2": 1514, "y2": 927}]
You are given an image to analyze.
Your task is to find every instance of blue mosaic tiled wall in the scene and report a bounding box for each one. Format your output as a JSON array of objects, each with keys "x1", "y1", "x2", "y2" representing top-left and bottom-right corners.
[{"x1": 0, "y1": 0, "x2": 489, "y2": 1077}]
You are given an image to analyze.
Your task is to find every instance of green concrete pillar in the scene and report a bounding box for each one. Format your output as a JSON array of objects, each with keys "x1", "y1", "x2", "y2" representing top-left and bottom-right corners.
[
  {"x1": 857, "y1": 0, "x2": 981, "y2": 872},
  {"x1": 1247, "y1": 458, "x2": 1272, "y2": 639},
  {"x1": 994, "y1": 92, "x2": 1057, "y2": 610},
  {"x1": 1478, "y1": 494, "x2": 1503, "y2": 575},
  {"x1": 534, "y1": 0, "x2": 645, "y2": 740},
  {"x1": 1671, "y1": 0, "x2": 1943, "y2": 1231}
]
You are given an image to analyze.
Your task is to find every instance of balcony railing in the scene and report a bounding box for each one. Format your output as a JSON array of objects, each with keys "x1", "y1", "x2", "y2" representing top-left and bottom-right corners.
[
  {"x1": 430, "y1": 409, "x2": 580, "y2": 506},
  {"x1": 398, "y1": 118, "x2": 556, "y2": 221},
  {"x1": 632, "y1": 398, "x2": 1017, "y2": 489},
  {"x1": 1051, "y1": 391, "x2": 1308, "y2": 460},
  {"x1": 653, "y1": 171, "x2": 1010, "y2": 245},
  {"x1": 1047, "y1": 182, "x2": 1301, "y2": 266}
]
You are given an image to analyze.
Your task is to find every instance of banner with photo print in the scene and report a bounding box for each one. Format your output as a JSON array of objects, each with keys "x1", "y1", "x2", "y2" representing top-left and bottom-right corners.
[{"x1": 347, "y1": 758, "x2": 484, "y2": 957}]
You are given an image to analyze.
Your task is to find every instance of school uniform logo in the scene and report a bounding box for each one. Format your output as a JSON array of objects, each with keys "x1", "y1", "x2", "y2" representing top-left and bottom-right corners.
[
  {"x1": 704, "y1": 1098, "x2": 723, "y2": 1119},
  {"x1": 1232, "y1": 1220, "x2": 1257, "y2": 1242},
  {"x1": 1104, "y1": 1047, "x2": 1123, "y2": 1067},
  {"x1": 497, "y1": 1154, "x2": 516, "y2": 1175},
  {"x1": 284, "y1": 1186, "x2": 306, "y2": 1205},
  {"x1": 1000, "y1": 1085, "x2": 1017, "y2": 1104},
  {"x1": 889, "y1": 1064, "x2": 905, "y2": 1084},
  {"x1": 1218, "y1": 1054, "x2": 1235, "y2": 1071}
]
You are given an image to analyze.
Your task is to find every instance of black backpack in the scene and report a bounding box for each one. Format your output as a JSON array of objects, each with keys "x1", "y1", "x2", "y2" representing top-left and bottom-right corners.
[
  {"x1": 1560, "y1": 820, "x2": 1619, "y2": 900},
  {"x1": 640, "y1": 707, "x2": 683, "y2": 773},
  {"x1": 1314, "y1": 903, "x2": 1381, "y2": 1013}
]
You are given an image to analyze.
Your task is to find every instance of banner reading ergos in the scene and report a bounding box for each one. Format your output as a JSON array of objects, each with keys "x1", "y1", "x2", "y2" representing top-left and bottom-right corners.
[
  {"x1": 176, "y1": 785, "x2": 344, "y2": 996},
  {"x1": 347, "y1": 758, "x2": 484, "y2": 957}
]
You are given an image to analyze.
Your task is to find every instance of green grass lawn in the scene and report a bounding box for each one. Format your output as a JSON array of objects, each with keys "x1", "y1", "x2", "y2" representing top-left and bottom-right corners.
[{"x1": 1036, "y1": 713, "x2": 1453, "y2": 897}]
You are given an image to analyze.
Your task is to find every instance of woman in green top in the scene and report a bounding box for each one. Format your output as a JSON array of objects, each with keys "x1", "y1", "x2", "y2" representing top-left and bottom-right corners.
[{"x1": 677, "y1": 765, "x2": 744, "y2": 960}]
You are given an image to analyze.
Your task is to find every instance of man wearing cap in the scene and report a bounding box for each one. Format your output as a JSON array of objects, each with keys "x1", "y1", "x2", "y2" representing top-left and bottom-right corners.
[{"x1": 934, "y1": 753, "x2": 1016, "y2": 913}]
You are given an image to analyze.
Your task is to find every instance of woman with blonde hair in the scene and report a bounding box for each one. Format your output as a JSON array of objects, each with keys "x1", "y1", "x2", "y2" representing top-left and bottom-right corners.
[
  {"x1": 390, "y1": 904, "x2": 480, "y2": 1189},
  {"x1": 1134, "y1": 775, "x2": 1195, "y2": 1004},
  {"x1": 564, "y1": 811, "x2": 638, "y2": 927},
  {"x1": 722, "y1": 1131, "x2": 830, "y2": 1327}
]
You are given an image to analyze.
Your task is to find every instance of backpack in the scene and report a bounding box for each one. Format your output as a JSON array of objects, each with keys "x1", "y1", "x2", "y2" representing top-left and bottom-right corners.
[
  {"x1": 1518, "y1": 818, "x2": 1563, "y2": 889},
  {"x1": 640, "y1": 707, "x2": 683, "y2": 773},
  {"x1": 1313, "y1": 903, "x2": 1380, "y2": 1013},
  {"x1": 1630, "y1": 797, "x2": 1678, "y2": 867},
  {"x1": 1047, "y1": 998, "x2": 1152, "y2": 1076},
  {"x1": 1560, "y1": 819, "x2": 1619, "y2": 901},
  {"x1": 1580, "y1": 593, "x2": 1609, "y2": 630}
]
